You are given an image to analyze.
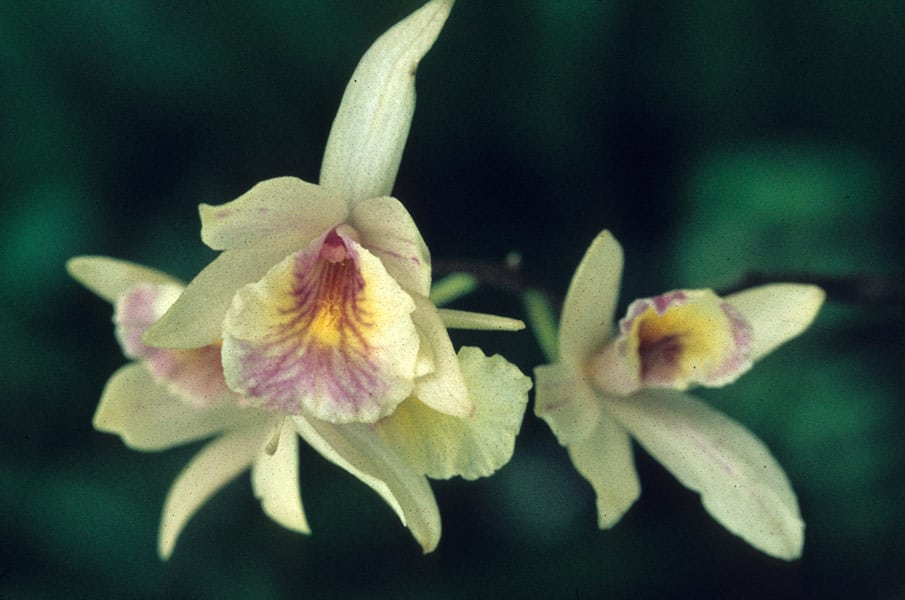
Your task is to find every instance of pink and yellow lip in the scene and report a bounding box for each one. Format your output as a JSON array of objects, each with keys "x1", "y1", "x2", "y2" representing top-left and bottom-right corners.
[
  {"x1": 222, "y1": 226, "x2": 420, "y2": 424},
  {"x1": 591, "y1": 289, "x2": 753, "y2": 396}
]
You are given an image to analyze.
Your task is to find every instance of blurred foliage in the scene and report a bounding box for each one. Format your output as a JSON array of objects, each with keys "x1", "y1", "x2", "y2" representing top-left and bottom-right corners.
[{"x1": 1, "y1": 1, "x2": 902, "y2": 598}]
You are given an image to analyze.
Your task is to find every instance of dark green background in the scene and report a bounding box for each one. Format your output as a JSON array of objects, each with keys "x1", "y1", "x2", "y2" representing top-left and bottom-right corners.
[{"x1": 2, "y1": 1, "x2": 903, "y2": 597}]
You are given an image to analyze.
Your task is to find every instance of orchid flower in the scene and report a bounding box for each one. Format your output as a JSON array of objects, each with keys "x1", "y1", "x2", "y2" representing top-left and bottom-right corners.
[
  {"x1": 70, "y1": 0, "x2": 530, "y2": 558},
  {"x1": 67, "y1": 257, "x2": 308, "y2": 560},
  {"x1": 534, "y1": 230, "x2": 825, "y2": 560}
]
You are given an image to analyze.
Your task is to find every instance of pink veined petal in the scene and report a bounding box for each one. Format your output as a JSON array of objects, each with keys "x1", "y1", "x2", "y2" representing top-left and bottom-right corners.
[
  {"x1": 251, "y1": 418, "x2": 311, "y2": 534},
  {"x1": 222, "y1": 228, "x2": 419, "y2": 423},
  {"x1": 66, "y1": 256, "x2": 182, "y2": 304},
  {"x1": 94, "y1": 364, "x2": 263, "y2": 451},
  {"x1": 114, "y1": 283, "x2": 233, "y2": 407},
  {"x1": 144, "y1": 245, "x2": 298, "y2": 349},
  {"x1": 158, "y1": 423, "x2": 272, "y2": 560},
  {"x1": 351, "y1": 196, "x2": 431, "y2": 297},
  {"x1": 724, "y1": 283, "x2": 825, "y2": 363},
  {"x1": 293, "y1": 414, "x2": 441, "y2": 553},
  {"x1": 199, "y1": 177, "x2": 347, "y2": 251},
  {"x1": 608, "y1": 389, "x2": 804, "y2": 560},
  {"x1": 319, "y1": 0, "x2": 454, "y2": 205},
  {"x1": 559, "y1": 230, "x2": 624, "y2": 366}
]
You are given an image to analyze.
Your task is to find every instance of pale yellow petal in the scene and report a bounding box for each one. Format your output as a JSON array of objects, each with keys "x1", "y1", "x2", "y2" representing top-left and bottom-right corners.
[
  {"x1": 158, "y1": 424, "x2": 270, "y2": 560},
  {"x1": 559, "y1": 230, "x2": 624, "y2": 365},
  {"x1": 533, "y1": 362, "x2": 603, "y2": 446},
  {"x1": 94, "y1": 364, "x2": 261, "y2": 451},
  {"x1": 351, "y1": 196, "x2": 431, "y2": 296},
  {"x1": 67, "y1": 256, "x2": 182, "y2": 304},
  {"x1": 377, "y1": 346, "x2": 531, "y2": 480},
  {"x1": 438, "y1": 308, "x2": 525, "y2": 331},
  {"x1": 410, "y1": 294, "x2": 473, "y2": 418},
  {"x1": 199, "y1": 177, "x2": 347, "y2": 251},
  {"x1": 319, "y1": 0, "x2": 454, "y2": 204},
  {"x1": 568, "y1": 407, "x2": 641, "y2": 528},
  {"x1": 143, "y1": 246, "x2": 294, "y2": 349},
  {"x1": 293, "y1": 415, "x2": 441, "y2": 553},
  {"x1": 725, "y1": 284, "x2": 825, "y2": 363},
  {"x1": 608, "y1": 390, "x2": 804, "y2": 560},
  {"x1": 251, "y1": 418, "x2": 311, "y2": 534}
]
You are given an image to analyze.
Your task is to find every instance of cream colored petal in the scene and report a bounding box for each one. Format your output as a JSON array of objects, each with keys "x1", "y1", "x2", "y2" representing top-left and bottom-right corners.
[
  {"x1": 319, "y1": 0, "x2": 454, "y2": 204},
  {"x1": 377, "y1": 346, "x2": 531, "y2": 480},
  {"x1": 559, "y1": 230, "x2": 624, "y2": 365},
  {"x1": 533, "y1": 362, "x2": 603, "y2": 445},
  {"x1": 410, "y1": 294, "x2": 473, "y2": 418},
  {"x1": 725, "y1": 284, "x2": 825, "y2": 363},
  {"x1": 568, "y1": 408, "x2": 641, "y2": 528},
  {"x1": 351, "y1": 196, "x2": 431, "y2": 296},
  {"x1": 608, "y1": 389, "x2": 804, "y2": 560},
  {"x1": 199, "y1": 177, "x2": 347, "y2": 251},
  {"x1": 438, "y1": 308, "x2": 525, "y2": 331},
  {"x1": 158, "y1": 423, "x2": 270, "y2": 560},
  {"x1": 143, "y1": 246, "x2": 294, "y2": 349},
  {"x1": 67, "y1": 256, "x2": 182, "y2": 304},
  {"x1": 251, "y1": 418, "x2": 311, "y2": 534},
  {"x1": 293, "y1": 415, "x2": 441, "y2": 553},
  {"x1": 94, "y1": 364, "x2": 261, "y2": 451}
]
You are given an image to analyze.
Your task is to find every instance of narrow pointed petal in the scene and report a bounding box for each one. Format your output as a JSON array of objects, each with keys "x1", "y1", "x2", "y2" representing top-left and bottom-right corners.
[
  {"x1": 158, "y1": 424, "x2": 270, "y2": 560},
  {"x1": 559, "y1": 230, "x2": 624, "y2": 365},
  {"x1": 568, "y1": 408, "x2": 641, "y2": 528},
  {"x1": 377, "y1": 347, "x2": 531, "y2": 480},
  {"x1": 351, "y1": 196, "x2": 431, "y2": 296},
  {"x1": 534, "y1": 362, "x2": 603, "y2": 445},
  {"x1": 293, "y1": 414, "x2": 441, "y2": 553},
  {"x1": 410, "y1": 294, "x2": 473, "y2": 418},
  {"x1": 319, "y1": 0, "x2": 454, "y2": 204},
  {"x1": 199, "y1": 177, "x2": 347, "y2": 251},
  {"x1": 251, "y1": 419, "x2": 311, "y2": 534},
  {"x1": 725, "y1": 284, "x2": 825, "y2": 363},
  {"x1": 608, "y1": 390, "x2": 804, "y2": 560},
  {"x1": 94, "y1": 364, "x2": 261, "y2": 451},
  {"x1": 438, "y1": 308, "x2": 525, "y2": 331},
  {"x1": 67, "y1": 256, "x2": 182, "y2": 304},
  {"x1": 144, "y1": 246, "x2": 295, "y2": 349},
  {"x1": 222, "y1": 229, "x2": 419, "y2": 423}
]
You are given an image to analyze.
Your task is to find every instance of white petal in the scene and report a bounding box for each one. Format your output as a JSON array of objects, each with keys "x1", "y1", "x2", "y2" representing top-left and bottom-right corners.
[
  {"x1": 158, "y1": 423, "x2": 270, "y2": 560},
  {"x1": 608, "y1": 389, "x2": 804, "y2": 560},
  {"x1": 725, "y1": 284, "x2": 825, "y2": 363},
  {"x1": 143, "y1": 246, "x2": 295, "y2": 349},
  {"x1": 293, "y1": 415, "x2": 441, "y2": 553},
  {"x1": 533, "y1": 362, "x2": 603, "y2": 445},
  {"x1": 67, "y1": 256, "x2": 182, "y2": 304},
  {"x1": 568, "y1": 408, "x2": 641, "y2": 528},
  {"x1": 559, "y1": 230, "x2": 624, "y2": 365},
  {"x1": 251, "y1": 419, "x2": 311, "y2": 534},
  {"x1": 410, "y1": 294, "x2": 474, "y2": 418},
  {"x1": 199, "y1": 177, "x2": 347, "y2": 251},
  {"x1": 438, "y1": 308, "x2": 525, "y2": 331},
  {"x1": 377, "y1": 346, "x2": 532, "y2": 480},
  {"x1": 94, "y1": 364, "x2": 261, "y2": 451},
  {"x1": 351, "y1": 196, "x2": 431, "y2": 296},
  {"x1": 319, "y1": 0, "x2": 454, "y2": 204}
]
